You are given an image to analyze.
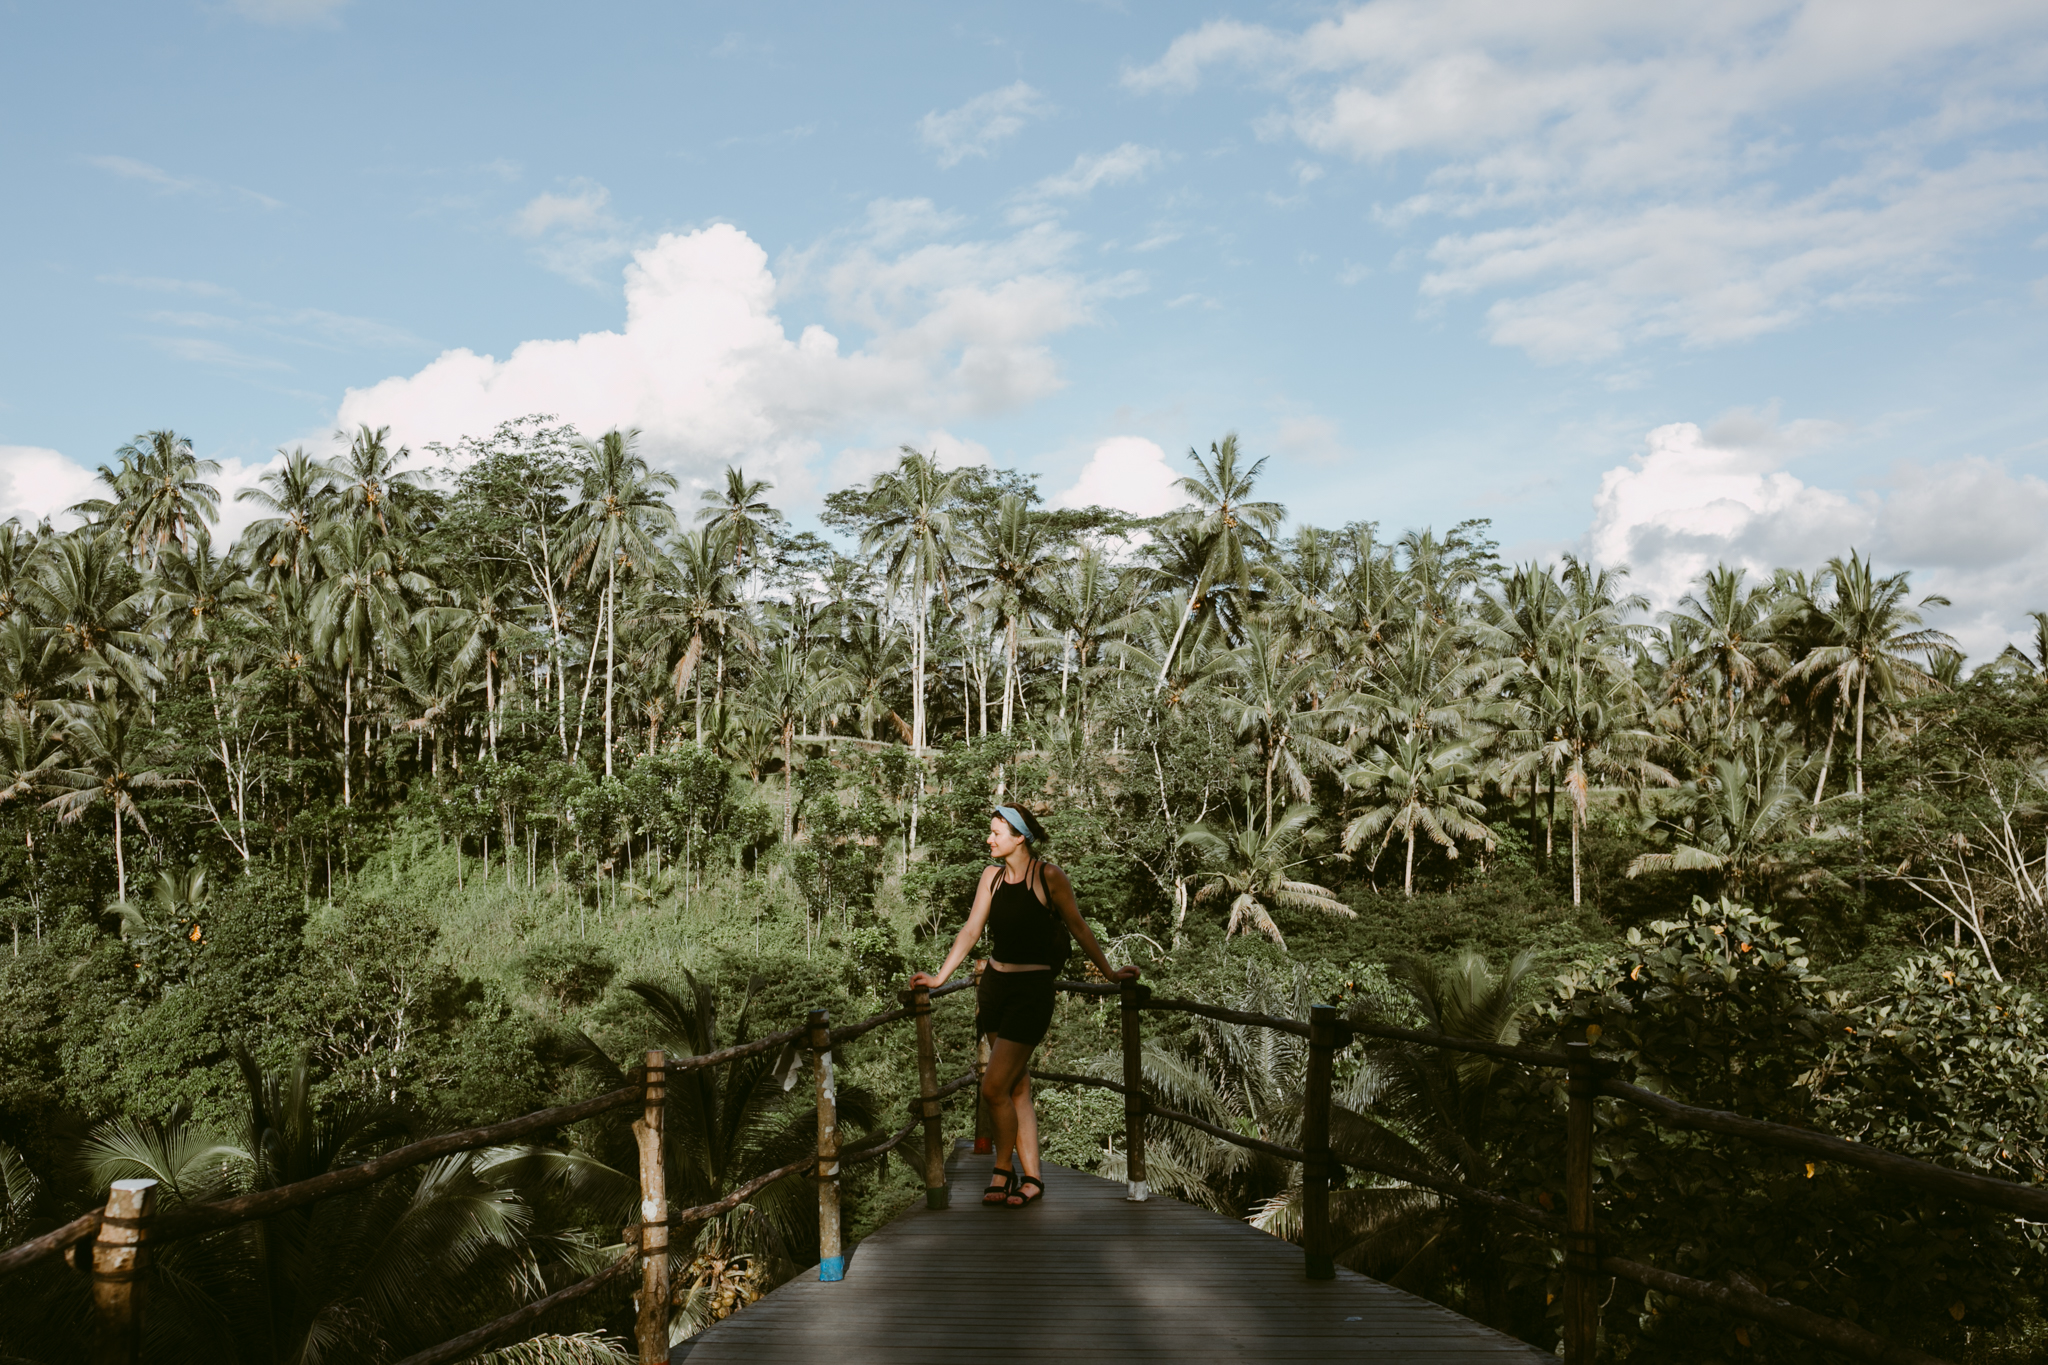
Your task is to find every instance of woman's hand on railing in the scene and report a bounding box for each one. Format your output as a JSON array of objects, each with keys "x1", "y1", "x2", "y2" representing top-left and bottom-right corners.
[
  {"x1": 1105, "y1": 964, "x2": 1141, "y2": 983},
  {"x1": 907, "y1": 971, "x2": 946, "y2": 989}
]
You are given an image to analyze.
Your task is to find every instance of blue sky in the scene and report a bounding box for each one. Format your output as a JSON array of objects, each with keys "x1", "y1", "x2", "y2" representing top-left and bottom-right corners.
[{"x1": 6, "y1": 1, "x2": 2048, "y2": 655}]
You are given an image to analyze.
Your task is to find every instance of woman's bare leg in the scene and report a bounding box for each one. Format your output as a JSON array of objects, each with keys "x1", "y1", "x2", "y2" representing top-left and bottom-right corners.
[
  {"x1": 1010, "y1": 1071, "x2": 1041, "y2": 1182},
  {"x1": 981, "y1": 1038, "x2": 1033, "y2": 1188}
]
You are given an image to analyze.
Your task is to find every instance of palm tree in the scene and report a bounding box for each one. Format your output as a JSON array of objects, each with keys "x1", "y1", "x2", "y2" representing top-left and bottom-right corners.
[
  {"x1": 236, "y1": 447, "x2": 336, "y2": 584},
  {"x1": 0, "y1": 519, "x2": 44, "y2": 627},
  {"x1": 696, "y1": 465, "x2": 784, "y2": 586},
  {"x1": 27, "y1": 530, "x2": 160, "y2": 699},
  {"x1": 958, "y1": 494, "x2": 1060, "y2": 735},
  {"x1": 1784, "y1": 551, "x2": 1956, "y2": 797},
  {"x1": 1537, "y1": 623, "x2": 1677, "y2": 904},
  {"x1": 747, "y1": 640, "x2": 841, "y2": 843},
  {"x1": 1155, "y1": 434, "x2": 1285, "y2": 693},
  {"x1": 1225, "y1": 620, "x2": 1351, "y2": 834},
  {"x1": 42, "y1": 699, "x2": 186, "y2": 901},
  {"x1": 312, "y1": 520, "x2": 417, "y2": 805},
  {"x1": 1627, "y1": 723, "x2": 1822, "y2": 900},
  {"x1": 1667, "y1": 565, "x2": 1788, "y2": 738},
  {"x1": 1178, "y1": 803, "x2": 1353, "y2": 948},
  {"x1": 664, "y1": 526, "x2": 745, "y2": 744},
  {"x1": 1343, "y1": 734, "x2": 1494, "y2": 896},
  {"x1": 329, "y1": 424, "x2": 426, "y2": 537},
  {"x1": 573, "y1": 429, "x2": 679, "y2": 777},
  {"x1": 67, "y1": 1053, "x2": 560, "y2": 1365},
  {"x1": 439, "y1": 557, "x2": 523, "y2": 759},
  {"x1": 73, "y1": 431, "x2": 220, "y2": 568},
  {"x1": 1331, "y1": 949, "x2": 1542, "y2": 1331},
  {"x1": 1043, "y1": 542, "x2": 1126, "y2": 733},
  {"x1": 858, "y1": 448, "x2": 967, "y2": 752}
]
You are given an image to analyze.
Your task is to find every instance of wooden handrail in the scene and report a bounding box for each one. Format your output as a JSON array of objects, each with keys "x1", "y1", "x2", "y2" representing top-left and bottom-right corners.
[
  {"x1": 1602, "y1": 1079, "x2": 2048, "y2": 1221},
  {"x1": 149, "y1": 1082, "x2": 640, "y2": 1243},
  {"x1": 0, "y1": 1209, "x2": 103, "y2": 1277}
]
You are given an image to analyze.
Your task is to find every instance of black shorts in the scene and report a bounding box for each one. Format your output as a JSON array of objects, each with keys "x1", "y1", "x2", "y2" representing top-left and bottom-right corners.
[{"x1": 976, "y1": 968, "x2": 1056, "y2": 1047}]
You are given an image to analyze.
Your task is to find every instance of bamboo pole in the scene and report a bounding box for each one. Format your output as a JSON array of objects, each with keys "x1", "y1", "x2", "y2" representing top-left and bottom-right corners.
[
  {"x1": 1119, "y1": 978, "x2": 1149, "y2": 1201},
  {"x1": 910, "y1": 986, "x2": 949, "y2": 1209},
  {"x1": 1563, "y1": 1039, "x2": 1599, "y2": 1363},
  {"x1": 1301, "y1": 1004, "x2": 1336, "y2": 1281},
  {"x1": 92, "y1": 1178, "x2": 155, "y2": 1365},
  {"x1": 633, "y1": 1051, "x2": 669, "y2": 1365},
  {"x1": 810, "y1": 1009, "x2": 844, "y2": 1281}
]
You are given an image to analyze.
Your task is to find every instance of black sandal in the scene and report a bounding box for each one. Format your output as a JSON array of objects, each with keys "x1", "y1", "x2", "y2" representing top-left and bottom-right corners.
[
  {"x1": 1007, "y1": 1174, "x2": 1044, "y2": 1207},
  {"x1": 983, "y1": 1167, "x2": 1015, "y2": 1205}
]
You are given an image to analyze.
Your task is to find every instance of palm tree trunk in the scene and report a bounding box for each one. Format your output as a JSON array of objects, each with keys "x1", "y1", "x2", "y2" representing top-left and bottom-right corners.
[
  {"x1": 1154, "y1": 589, "x2": 1201, "y2": 695},
  {"x1": 342, "y1": 661, "x2": 354, "y2": 807},
  {"x1": 1853, "y1": 672, "x2": 1868, "y2": 797},
  {"x1": 1571, "y1": 812, "x2": 1583, "y2": 906},
  {"x1": 1001, "y1": 615, "x2": 1017, "y2": 735},
  {"x1": 573, "y1": 598, "x2": 603, "y2": 763},
  {"x1": 1264, "y1": 749, "x2": 1278, "y2": 837},
  {"x1": 1812, "y1": 713, "x2": 1838, "y2": 807},
  {"x1": 1404, "y1": 824, "x2": 1416, "y2": 897},
  {"x1": 486, "y1": 651, "x2": 497, "y2": 760},
  {"x1": 603, "y1": 562, "x2": 617, "y2": 777},
  {"x1": 783, "y1": 724, "x2": 794, "y2": 844},
  {"x1": 113, "y1": 805, "x2": 126, "y2": 903},
  {"x1": 1545, "y1": 772, "x2": 1555, "y2": 859}
]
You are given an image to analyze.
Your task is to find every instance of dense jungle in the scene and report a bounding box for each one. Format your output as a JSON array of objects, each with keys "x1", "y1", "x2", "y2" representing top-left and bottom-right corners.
[{"x1": 1, "y1": 418, "x2": 2044, "y2": 1363}]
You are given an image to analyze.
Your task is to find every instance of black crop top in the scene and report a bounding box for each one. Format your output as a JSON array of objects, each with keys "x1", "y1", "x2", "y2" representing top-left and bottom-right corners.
[{"x1": 987, "y1": 866, "x2": 1069, "y2": 967}]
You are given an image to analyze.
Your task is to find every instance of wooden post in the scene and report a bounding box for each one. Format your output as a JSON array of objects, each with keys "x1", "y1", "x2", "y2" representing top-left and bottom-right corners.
[
  {"x1": 1119, "y1": 978, "x2": 1149, "y2": 1201},
  {"x1": 92, "y1": 1178, "x2": 155, "y2": 1365},
  {"x1": 810, "y1": 1009, "x2": 844, "y2": 1281},
  {"x1": 1302, "y1": 1004, "x2": 1337, "y2": 1281},
  {"x1": 910, "y1": 986, "x2": 949, "y2": 1209},
  {"x1": 633, "y1": 1049, "x2": 669, "y2": 1365},
  {"x1": 1563, "y1": 1039, "x2": 1599, "y2": 1363}
]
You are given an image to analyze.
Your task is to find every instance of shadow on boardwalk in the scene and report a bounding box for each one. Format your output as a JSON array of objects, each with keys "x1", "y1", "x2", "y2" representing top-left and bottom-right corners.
[{"x1": 674, "y1": 1145, "x2": 1550, "y2": 1363}]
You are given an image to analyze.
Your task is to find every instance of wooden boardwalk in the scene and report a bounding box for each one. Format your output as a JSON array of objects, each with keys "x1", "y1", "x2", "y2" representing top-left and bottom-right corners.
[{"x1": 674, "y1": 1145, "x2": 1551, "y2": 1363}]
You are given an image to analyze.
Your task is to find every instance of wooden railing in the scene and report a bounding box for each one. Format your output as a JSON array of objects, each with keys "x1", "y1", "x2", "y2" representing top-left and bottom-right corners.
[
  {"x1": 0, "y1": 977, "x2": 977, "y2": 1365},
  {"x1": 1028, "y1": 979, "x2": 2040, "y2": 1365},
  {"x1": 6, "y1": 969, "x2": 2036, "y2": 1365}
]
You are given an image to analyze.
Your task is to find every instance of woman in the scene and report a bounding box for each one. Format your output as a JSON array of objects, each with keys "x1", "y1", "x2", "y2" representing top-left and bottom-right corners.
[{"x1": 910, "y1": 803, "x2": 1139, "y2": 1208}]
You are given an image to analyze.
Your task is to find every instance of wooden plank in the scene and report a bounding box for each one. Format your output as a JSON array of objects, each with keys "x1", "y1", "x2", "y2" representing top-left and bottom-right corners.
[{"x1": 675, "y1": 1150, "x2": 1550, "y2": 1363}]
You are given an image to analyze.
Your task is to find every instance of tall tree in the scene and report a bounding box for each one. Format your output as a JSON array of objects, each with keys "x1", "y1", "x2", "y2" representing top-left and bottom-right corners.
[
  {"x1": 696, "y1": 465, "x2": 784, "y2": 586},
  {"x1": 236, "y1": 447, "x2": 336, "y2": 585},
  {"x1": 1667, "y1": 564, "x2": 1788, "y2": 737},
  {"x1": 573, "y1": 429, "x2": 678, "y2": 777},
  {"x1": 958, "y1": 493, "x2": 1060, "y2": 736},
  {"x1": 859, "y1": 448, "x2": 966, "y2": 752},
  {"x1": 312, "y1": 520, "x2": 417, "y2": 805},
  {"x1": 43, "y1": 700, "x2": 185, "y2": 902},
  {"x1": 1785, "y1": 551, "x2": 1955, "y2": 797},
  {"x1": 1155, "y1": 434, "x2": 1285, "y2": 693}
]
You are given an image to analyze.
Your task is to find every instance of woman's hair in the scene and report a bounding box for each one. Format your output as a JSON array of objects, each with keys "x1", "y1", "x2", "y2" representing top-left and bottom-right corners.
[{"x1": 995, "y1": 802, "x2": 1051, "y2": 846}]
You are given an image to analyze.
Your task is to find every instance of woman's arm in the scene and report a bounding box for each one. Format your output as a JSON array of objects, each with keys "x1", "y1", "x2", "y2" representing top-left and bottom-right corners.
[
  {"x1": 1044, "y1": 865, "x2": 1140, "y2": 983},
  {"x1": 908, "y1": 866, "x2": 998, "y2": 988}
]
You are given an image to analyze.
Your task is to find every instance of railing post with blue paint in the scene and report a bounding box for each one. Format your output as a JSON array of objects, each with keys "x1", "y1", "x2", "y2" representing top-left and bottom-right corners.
[
  {"x1": 633, "y1": 1050, "x2": 670, "y2": 1365},
  {"x1": 911, "y1": 986, "x2": 949, "y2": 1209},
  {"x1": 1120, "y1": 978, "x2": 1149, "y2": 1201},
  {"x1": 810, "y1": 1009, "x2": 844, "y2": 1282},
  {"x1": 1302, "y1": 1004, "x2": 1337, "y2": 1281}
]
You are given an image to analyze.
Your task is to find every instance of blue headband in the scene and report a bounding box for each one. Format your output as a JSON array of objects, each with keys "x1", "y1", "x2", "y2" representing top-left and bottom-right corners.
[{"x1": 995, "y1": 805, "x2": 1034, "y2": 845}]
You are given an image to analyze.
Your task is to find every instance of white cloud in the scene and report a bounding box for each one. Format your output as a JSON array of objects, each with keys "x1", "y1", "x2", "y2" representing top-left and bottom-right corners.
[
  {"x1": 514, "y1": 182, "x2": 614, "y2": 236},
  {"x1": 1583, "y1": 409, "x2": 2048, "y2": 661},
  {"x1": 1051, "y1": 436, "x2": 1184, "y2": 516},
  {"x1": 1130, "y1": 2, "x2": 2048, "y2": 361},
  {"x1": 338, "y1": 220, "x2": 1107, "y2": 507},
  {"x1": 87, "y1": 155, "x2": 200, "y2": 193},
  {"x1": 511, "y1": 180, "x2": 632, "y2": 286},
  {"x1": 918, "y1": 82, "x2": 1051, "y2": 168},
  {"x1": 1030, "y1": 144, "x2": 1163, "y2": 200},
  {"x1": 0, "y1": 448, "x2": 99, "y2": 529}
]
